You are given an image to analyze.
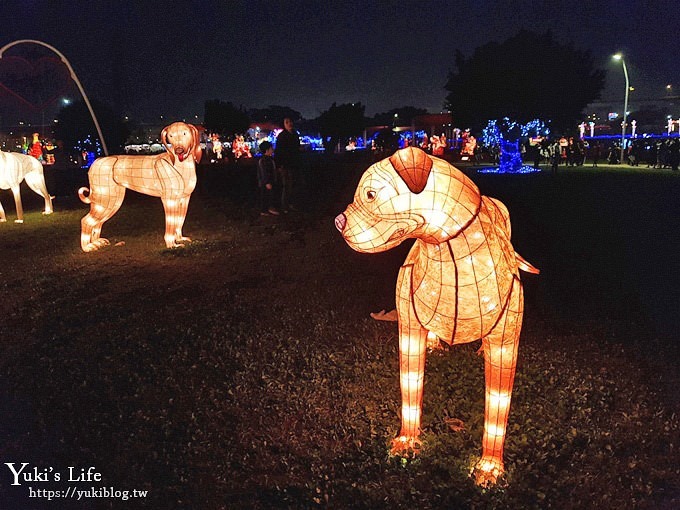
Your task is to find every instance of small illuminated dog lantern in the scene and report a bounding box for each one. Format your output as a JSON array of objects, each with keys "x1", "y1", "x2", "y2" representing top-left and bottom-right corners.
[
  {"x1": 79, "y1": 122, "x2": 202, "y2": 252},
  {"x1": 0, "y1": 150, "x2": 53, "y2": 223},
  {"x1": 335, "y1": 147, "x2": 538, "y2": 485}
]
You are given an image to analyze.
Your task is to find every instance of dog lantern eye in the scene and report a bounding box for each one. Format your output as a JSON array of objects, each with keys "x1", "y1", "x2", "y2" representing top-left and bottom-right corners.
[{"x1": 366, "y1": 189, "x2": 377, "y2": 202}]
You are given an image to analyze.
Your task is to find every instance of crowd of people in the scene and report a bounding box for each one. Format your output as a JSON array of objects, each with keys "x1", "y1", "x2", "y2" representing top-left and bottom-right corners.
[
  {"x1": 208, "y1": 122, "x2": 680, "y2": 220},
  {"x1": 622, "y1": 138, "x2": 680, "y2": 170},
  {"x1": 521, "y1": 136, "x2": 680, "y2": 172}
]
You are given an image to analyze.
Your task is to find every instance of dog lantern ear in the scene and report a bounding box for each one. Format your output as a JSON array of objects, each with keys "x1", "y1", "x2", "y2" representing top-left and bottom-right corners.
[
  {"x1": 190, "y1": 124, "x2": 202, "y2": 163},
  {"x1": 389, "y1": 147, "x2": 433, "y2": 194},
  {"x1": 160, "y1": 126, "x2": 175, "y2": 165}
]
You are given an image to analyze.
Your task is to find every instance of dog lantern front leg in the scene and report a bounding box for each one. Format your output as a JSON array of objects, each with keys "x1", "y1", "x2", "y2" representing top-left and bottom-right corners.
[
  {"x1": 391, "y1": 265, "x2": 429, "y2": 454},
  {"x1": 161, "y1": 197, "x2": 188, "y2": 248},
  {"x1": 11, "y1": 184, "x2": 24, "y2": 223}
]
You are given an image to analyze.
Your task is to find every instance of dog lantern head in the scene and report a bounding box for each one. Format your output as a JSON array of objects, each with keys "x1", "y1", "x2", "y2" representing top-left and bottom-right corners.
[
  {"x1": 335, "y1": 147, "x2": 481, "y2": 252},
  {"x1": 161, "y1": 122, "x2": 202, "y2": 165}
]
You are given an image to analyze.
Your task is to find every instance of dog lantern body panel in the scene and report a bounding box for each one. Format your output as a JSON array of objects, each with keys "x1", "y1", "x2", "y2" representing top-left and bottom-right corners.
[
  {"x1": 405, "y1": 196, "x2": 518, "y2": 343},
  {"x1": 79, "y1": 122, "x2": 202, "y2": 252},
  {"x1": 336, "y1": 147, "x2": 538, "y2": 485},
  {"x1": 0, "y1": 150, "x2": 53, "y2": 223}
]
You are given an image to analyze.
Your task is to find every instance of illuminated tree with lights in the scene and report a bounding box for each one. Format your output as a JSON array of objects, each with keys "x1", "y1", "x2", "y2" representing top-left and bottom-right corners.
[{"x1": 481, "y1": 118, "x2": 549, "y2": 173}]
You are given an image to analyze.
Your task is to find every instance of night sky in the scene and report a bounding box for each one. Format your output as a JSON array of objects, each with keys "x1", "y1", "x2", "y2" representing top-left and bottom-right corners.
[{"x1": 1, "y1": 0, "x2": 678, "y2": 124}]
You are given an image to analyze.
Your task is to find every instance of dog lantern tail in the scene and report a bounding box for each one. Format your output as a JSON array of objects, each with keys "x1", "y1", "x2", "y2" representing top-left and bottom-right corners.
[{"x1": 78, "y1": 187, "x2": 91, "y2": 204}]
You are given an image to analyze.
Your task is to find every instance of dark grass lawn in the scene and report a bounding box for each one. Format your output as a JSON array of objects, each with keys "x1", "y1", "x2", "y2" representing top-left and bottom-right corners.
[{"x1": 0, "y1": 153, "x2": 678, "y2": 509}]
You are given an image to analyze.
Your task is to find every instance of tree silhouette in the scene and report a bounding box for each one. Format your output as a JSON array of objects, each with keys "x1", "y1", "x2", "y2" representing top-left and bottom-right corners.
[
  {"x1": 54, "y1": 99, "x2": 129, "y2": 154},
  {"x1": 204, "y1": 99, "x2": 250, "y2": 135},
  {"x1": 445, "y1": 30, "x2": 605, "y2": 132},
  {"x1": 249, "y1": 105, "x2": 302, "y2": 126},
  {"x1": 317, "y1": 102, "x2": 366, "y2": 152},
  {"x1": 372, "y1": 106, "x2": 428, "y2": 127}
]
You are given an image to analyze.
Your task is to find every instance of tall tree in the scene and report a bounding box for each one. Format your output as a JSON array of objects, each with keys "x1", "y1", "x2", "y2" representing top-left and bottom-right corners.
[
  {"x1": 204, "y1": 100, "x2": 250, "y2": 135},
  {"x1": 316, "y1": 102, "x2": 366, "y2": 152},
  {"x1": 372, "y1": 106, "x2": 428, "y2": 126},
  {"x1": 249, "y1": 105, "x2": 303, "y2": 125},
  {"x1": 445, "y1": 30, "x2": 606, "y2": 132},
  {"x1": 54, "y1": 99, "x2": 129, "y2": 154}
]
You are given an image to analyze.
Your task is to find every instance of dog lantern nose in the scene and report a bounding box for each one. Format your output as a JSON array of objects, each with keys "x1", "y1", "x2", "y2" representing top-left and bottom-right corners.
[{"x1": 334, "y1": 213, "x2": 346, "y2": 232}]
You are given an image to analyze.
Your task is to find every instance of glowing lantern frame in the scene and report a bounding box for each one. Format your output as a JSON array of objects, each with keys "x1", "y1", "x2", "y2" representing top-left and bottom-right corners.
[
  {"x1": 78, "y1": 122, "x2": 202, "y2": 251},
  {"x1": 0, "y1": 150, "x2": 53, "y2": 222},
  {"x1": 335, "y1": 147, "x2": 538, "y2": 485}
]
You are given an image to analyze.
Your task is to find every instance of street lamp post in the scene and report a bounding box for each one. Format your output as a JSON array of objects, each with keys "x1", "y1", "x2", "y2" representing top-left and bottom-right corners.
[{"x1": 613, "y1": 53, "x2": 629, "y2": 165}]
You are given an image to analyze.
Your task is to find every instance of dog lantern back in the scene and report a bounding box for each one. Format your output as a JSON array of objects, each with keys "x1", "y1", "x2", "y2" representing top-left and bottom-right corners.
[
  {"x1": 79, "y1": 122, "x2": 202, "y2": 252},
  {"x1": 335, "y1": 147, "x2": 538, "y2": 485}
]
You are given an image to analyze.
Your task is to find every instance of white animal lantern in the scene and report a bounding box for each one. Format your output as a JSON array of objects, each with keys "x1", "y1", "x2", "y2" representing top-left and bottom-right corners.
[
  {"x1": 78, "y1": 122, "x2": 202, "y2": 252},
  {"x1": 0, "y1": 150, "x2": 53, "y2": 223},
  {"x1": 336, "y1": 147, "x2": 539, "y2": 486}
]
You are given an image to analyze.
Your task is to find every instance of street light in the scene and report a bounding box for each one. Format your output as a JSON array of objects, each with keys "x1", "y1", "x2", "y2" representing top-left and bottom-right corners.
[{"x1": 612, "y1": 53, "x2": 629, "y2": 164}]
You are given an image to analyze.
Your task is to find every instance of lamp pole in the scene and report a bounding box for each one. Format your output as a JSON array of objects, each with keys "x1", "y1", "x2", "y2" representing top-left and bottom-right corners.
[
  {"x1": 613, "y1": 53, "x2": 629, "y2": 165},
  {"x1": 0, "y1": 39, "x2": 109, "y2": 156}
]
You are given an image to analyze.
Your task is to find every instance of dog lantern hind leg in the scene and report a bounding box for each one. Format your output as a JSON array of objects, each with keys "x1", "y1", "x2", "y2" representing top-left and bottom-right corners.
[
  {"x1": 474, "y1": 277, "x2": 523, "y2": 485},
  {"x1": 22, "y1": 157, "x2": 53, "y2": 216},
  {"x1": 79, "y1": 158, "x2": 127, "y2": 252}
]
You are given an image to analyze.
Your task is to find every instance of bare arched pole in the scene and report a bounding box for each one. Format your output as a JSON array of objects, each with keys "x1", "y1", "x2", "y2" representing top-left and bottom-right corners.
[{"x1": 0, "y1": 39, "x2": 109, "y2": 156}]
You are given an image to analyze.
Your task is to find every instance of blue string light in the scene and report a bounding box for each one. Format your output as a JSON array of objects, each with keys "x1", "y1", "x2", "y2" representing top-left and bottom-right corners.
[{"x1": 479, "y1": 118, "x2": 548, "y2": 174}]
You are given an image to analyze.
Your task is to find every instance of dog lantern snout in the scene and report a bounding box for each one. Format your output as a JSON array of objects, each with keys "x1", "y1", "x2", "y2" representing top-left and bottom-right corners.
[
  {"x1": 337, "y1": 147, "x2": 538, "y2": 486},
  {"x1": 334, "y1": 213, "x2": 346, "y2": 232}
]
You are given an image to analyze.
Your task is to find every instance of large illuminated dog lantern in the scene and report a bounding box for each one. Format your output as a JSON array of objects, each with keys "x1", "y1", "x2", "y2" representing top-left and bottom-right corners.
[
  {"x1": 79, "y1": 122, "x2": 202, "y2": 252},
  {"x1": 0, "y1": 150, "x2": 53, "y2": 223},
  {"x1": 335, "y1": 147, "x2": 538, "y2": 485}
]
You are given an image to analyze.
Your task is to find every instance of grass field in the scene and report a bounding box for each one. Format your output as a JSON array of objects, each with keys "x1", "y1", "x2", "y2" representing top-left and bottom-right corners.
[{"x1": 0, "y1": 154, "x2": 678, "y2": 509}]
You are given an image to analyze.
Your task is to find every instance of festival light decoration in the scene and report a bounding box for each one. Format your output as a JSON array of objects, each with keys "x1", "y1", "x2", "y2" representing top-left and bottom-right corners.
[
  {"x1": 336, "y1": 147, "x2": 539, "y2": 486},
  {"x1": 479, "y1": 118, "x2": 548, "y2": 174},
  {"x1": 78, "y1": 122, "x2": 202, "y2": 252},
  {"x1": 232, "y1": 135, "x2": 252, "y2": 159},
  {"x1": 28, "y1": 133, "x2": 43, "y2": 160},
  {"x1": 0, "y1": 150, "x2": 53, "y2": 222}
]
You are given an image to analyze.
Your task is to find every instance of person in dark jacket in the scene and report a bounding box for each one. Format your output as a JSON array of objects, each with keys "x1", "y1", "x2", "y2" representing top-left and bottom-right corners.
[{"x1": 275, "y1": 117, "x2": 300, "y2": 212}]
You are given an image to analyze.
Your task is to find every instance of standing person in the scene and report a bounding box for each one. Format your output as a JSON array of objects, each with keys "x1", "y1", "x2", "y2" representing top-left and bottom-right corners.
[
  {"x1": 275, "y1": 117, "x2": 301, "y2": 212},
  {"x1": 257, "y1": 141, "x2": 279, "y2": 216},
  {"x1": 549, "y1": 139, "x2": 560, "y2": 175},
  {"x1": 591, "y1": 141, "x2": 601, "y2": 167},
  {"x1": 559, "y1": 136, "x2": 568, "y2": 165},
  {"x1": 668, "y1": 139, "x2": 680, "y2": 172}
]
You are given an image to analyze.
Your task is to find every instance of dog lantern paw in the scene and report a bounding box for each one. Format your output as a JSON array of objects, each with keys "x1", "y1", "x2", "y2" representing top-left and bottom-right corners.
[
  {"x1": 390, "y1": 435, "x2": 422, "y2": 457},
  {"x1": 472, "y1": 457, "x2": 504, "y2": 487},
  {"x1": 82, "y1": 238, "x2": 110, "y2": 252}
]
